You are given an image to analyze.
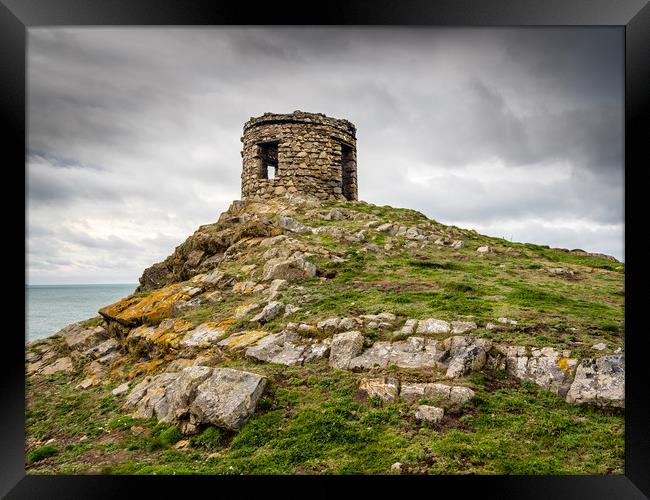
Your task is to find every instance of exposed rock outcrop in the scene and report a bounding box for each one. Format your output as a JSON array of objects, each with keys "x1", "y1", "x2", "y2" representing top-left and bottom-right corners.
[{"x1": 124, "y1": 366, "x2": 267, "y2": 432}]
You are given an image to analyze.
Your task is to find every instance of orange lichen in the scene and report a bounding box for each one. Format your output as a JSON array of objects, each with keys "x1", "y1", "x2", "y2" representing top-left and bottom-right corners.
[
  {"x1": 128, "y1": 319, "x2": 194, "y2": 350},
  {"x1": 127, "y1": 359, "x2": 164, "y2": 379},
  {"x1": 99, "y1": 285, "x2": 190, "y2": 327}
]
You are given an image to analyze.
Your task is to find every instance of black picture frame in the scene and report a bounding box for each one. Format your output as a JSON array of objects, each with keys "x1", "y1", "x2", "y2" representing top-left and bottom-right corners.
[{"x1": 4, "y1": 1, "x2": 649, "y2": 497}]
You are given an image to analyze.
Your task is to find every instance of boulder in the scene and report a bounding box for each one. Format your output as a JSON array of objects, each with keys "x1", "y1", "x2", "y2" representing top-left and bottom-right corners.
[
  {"x1": 444, "y1": 336, "x2": 492, "y2": 378},
  {"x1": 276, "y1": 216, "x2": 313, "y2": 234},
  {"x1": 202, "y1": 269, "x2": 234, "y2": 289},
  {"x1": 245, "y1": 331, "x2": 329, "y2": 366},
  {"x1": 234, "y1": 303, "x2": 261, "y2": 319},
  {"x1": 358, "y1": 377, "x2": 399, "y2": 402},
  {"x1": 449, "y1": 386, "x2": 476, "y2": 404},
  {"x1": 329, "y1": 331, "x2": 364, "y2": 369},
  {"x1": 400, "y1": 382, "x2": 475, "y2": 404},
  {"x1": 250, "y1": 301, "x2": 284, "y2": 323},
  {"x1": 190, "y1": 368, "x2": 267, "y2": 431},
  {"x1": 267, "y1": 279, "x2": 288, "y2": 294},
  {"x1": 566, "y1": 354, "x2": 624, "y2": 408},
  {"x1": 339, "y1": 317, "x2": 362, "y2": 331},
  {"x1": 262, "y1": 254, "x2": 317, "y2": 281},
  {"x1": 83, "y1": 338, "x2": 120, "y2": 360},
  {"x1": 399, "y1": 319, "x2": 418, "y2": 335},
  {"x1": 317, "y1": 317, "x2": 341, "y2": 333},
  {"x1": 180, "y1": 323, "x2": 225, "y2": 348},
  {"x1": 450, "y1": 321, "x2": 477, "y2": 335},
  {"x1": 125, "y1": 367, "x2": 267, "y2": 432},
  {"x1": 349, "y1": 337, "x2": 446, "y2": 370},
  {"x1": 416, "y1": 318, "x2": 451, "y2": 335},
  {"x1": 414, "y1": 405, "x2": 444, "y2": 423},
  {"x1": 127, "y1": 319, "x2": 193, "y2": 354}
]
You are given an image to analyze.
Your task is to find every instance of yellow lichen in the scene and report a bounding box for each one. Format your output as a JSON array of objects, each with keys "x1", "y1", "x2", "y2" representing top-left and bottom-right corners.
[
  {"x1": 127, "y1": 359, "x2": 164, "y2": 379},
  {"x1": 557, "y1": 357, "x2": 570, "y2": 375},
  {"x1": 219, "y1": 330, "x2": 269, "y2": 350},
  {"x1": 128, "y1": 318, "x2": 194, "y2": 350},
  {"x1": 99, "y1": 284, "x2": 190, "y2": 326}
]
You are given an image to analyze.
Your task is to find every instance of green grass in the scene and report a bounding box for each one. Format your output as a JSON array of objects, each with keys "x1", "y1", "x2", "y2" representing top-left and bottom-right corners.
[
  {"x1": 27, "y1": 445, "x2": 59, "y2": 464},
  {"x1": 26, "y1": 199, "x2": 625, "y2": 475},
  {"x1": 27, "y1": 363, "x2": 624, "y2": 475}
]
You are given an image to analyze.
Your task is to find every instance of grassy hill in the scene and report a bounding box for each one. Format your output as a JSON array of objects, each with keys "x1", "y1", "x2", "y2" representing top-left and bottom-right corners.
[{"x1": 25, "y1": 196, "x2": 624, "y2": 474}]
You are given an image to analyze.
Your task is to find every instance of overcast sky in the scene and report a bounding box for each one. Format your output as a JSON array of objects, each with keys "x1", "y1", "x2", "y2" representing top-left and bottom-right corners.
[{"x1": 27, "y1": 27, "x2": 624, "y2": 285}]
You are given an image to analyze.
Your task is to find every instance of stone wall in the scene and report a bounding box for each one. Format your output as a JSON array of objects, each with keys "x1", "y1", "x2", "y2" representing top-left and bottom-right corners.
[{"x1": 241, "y1": 111, "x2": 358, "y2": 201}]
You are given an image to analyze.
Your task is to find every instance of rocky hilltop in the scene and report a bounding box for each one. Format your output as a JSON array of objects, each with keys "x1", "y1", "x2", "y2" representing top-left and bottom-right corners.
[{"x1": 26, "y1": 195, "x2": 625, "y2": 474}]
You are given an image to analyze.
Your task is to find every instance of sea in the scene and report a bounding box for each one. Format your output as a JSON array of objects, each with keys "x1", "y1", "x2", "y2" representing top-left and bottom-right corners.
[{"x1": 26, "y1": 284, "x2": 137, "y2": 342}]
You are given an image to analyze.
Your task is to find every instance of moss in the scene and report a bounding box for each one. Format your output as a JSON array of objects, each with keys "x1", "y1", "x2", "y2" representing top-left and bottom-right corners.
[
  {"x1": 81, "y1": 316, "x2": 104, "y2": 328},
  {"x1": 27, "y1": 445, "x2": 59, "y2": 464},
  {"x1": 189, "y1": 426, "x2": 224, "y2": 451}
]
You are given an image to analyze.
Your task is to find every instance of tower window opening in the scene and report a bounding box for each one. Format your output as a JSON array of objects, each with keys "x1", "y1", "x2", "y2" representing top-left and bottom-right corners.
[
  {"x1": 258, "y1": 141, "x2": 279, "y2": 180},
  {"x1": 340, "y1": 143, "x2": 355, "y2": 200}
]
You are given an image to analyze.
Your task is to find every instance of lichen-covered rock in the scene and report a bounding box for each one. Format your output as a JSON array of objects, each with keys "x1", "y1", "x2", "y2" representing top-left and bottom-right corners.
[
  {"x1": 338, "y1": 317, "x2": 362, "y2": 331},
  {"x1": 414, "y1": 405, "x2": 444, "y2": 423},
  {"x1": 566, "y1": 354, "x2": 624, "y2": 408},
  {"x1": 217, "y1": 330, "x2": 270, "y2": 351},
  {"x1": 498, "y1": 345, "x2": 577, "y2": 396},
  {"x1": 329, "y1": 331, "x2": 364, "y2": 369},
  {"x1": 234, "y1": 303, "x2": 261, "y2": 320},
  {"x1": 127, "y1": 319, "x2": 193, "y2": 354},
  {"x1": 99, "y1": 284, "x2": 191, "y2": 327},
  {"x1": 250, "y1": 301, "x2": 284, "y2": 323},
  {"x1": 261, "y1": 254, "x2": 317, "y2": 281},
  {"x1": 358, "y1": 377, "x2": 399, "y2": 402},
  {"x1": 112, "y1": 382, "x2": 130, "y2": 396}
]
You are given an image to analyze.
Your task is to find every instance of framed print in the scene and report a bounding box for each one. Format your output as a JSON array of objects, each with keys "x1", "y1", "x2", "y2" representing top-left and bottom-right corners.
[{"x1": 4, "y1": 0, "x2": 649, "y2": 497}]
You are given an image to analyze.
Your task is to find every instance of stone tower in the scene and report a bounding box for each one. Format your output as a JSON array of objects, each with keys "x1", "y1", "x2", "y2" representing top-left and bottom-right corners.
[{"x1": 240, "y1": 111, "x2": 358, "y2": 201}]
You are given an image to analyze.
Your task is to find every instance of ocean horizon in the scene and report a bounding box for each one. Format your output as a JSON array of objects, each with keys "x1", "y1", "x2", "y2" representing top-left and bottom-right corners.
[{"x1": 25, "y1": 283, "x2": 137, "y2": 342}]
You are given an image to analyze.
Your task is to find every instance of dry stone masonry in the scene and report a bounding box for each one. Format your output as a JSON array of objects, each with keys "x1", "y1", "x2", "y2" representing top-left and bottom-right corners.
[{"x1": 241, "y1": 111, "x2": 358, "y2": 202}]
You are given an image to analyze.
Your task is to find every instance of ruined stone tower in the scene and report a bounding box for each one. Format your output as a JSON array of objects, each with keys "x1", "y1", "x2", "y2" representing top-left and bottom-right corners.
[{"x1": 240, "y1": 111, "x2": 358, "y2": 201}]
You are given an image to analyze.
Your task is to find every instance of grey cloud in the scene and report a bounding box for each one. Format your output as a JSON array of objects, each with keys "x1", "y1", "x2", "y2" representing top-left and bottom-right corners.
[{"x1": 26, "y1": 27, "x2": 624, "y2": 283}]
